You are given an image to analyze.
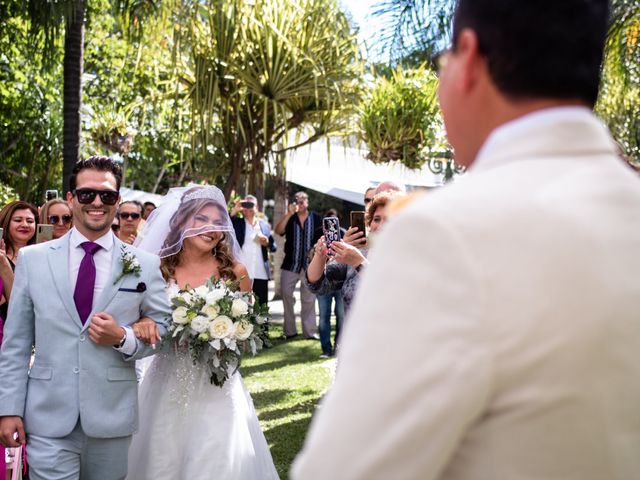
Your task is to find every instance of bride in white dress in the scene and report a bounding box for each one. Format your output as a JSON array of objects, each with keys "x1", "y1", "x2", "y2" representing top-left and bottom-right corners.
[{"x1": 126, "y1": 186, "x2": 279, "y2": 480}]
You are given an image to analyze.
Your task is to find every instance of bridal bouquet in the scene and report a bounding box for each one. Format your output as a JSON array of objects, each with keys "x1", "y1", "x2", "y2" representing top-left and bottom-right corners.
[{"x1": 167, "y1": 277, "x2": 270, "y2": 386}]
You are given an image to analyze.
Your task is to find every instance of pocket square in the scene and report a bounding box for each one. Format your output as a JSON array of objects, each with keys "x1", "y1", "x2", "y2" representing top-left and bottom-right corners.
[{"x1": 118, "y1": 282, "x2": 147, "y2": 293}]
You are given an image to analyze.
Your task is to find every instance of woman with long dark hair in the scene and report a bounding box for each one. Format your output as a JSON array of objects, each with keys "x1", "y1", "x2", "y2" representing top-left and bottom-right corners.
[{"x1": 0, "y1": 200, "x2": 38, "y2": 327}]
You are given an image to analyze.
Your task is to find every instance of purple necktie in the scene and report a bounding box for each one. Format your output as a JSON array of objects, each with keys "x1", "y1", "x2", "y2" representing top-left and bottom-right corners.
[{"x1": 74, "y1": 241, "x2": 102, "y2": 325}]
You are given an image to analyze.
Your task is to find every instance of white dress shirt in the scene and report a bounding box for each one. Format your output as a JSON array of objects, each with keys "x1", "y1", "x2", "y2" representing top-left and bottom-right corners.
[
  {"x1": 69, "y1": 228, "x2": 136, "y2": 354},
  {"x1": 241, "y1": 219, "x2": 268, "y2": 280}
]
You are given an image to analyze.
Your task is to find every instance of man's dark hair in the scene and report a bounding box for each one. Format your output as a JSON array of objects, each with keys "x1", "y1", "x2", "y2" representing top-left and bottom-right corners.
[
  {"x1": 143, "y1": 201, "x2": 156, "y2": 208},
  {"x1": 69, "y1": 156, "x2": 123, "y2": 192},
  {"x1": 453, "y1": 0, "x2": 610, "y2": 107}
]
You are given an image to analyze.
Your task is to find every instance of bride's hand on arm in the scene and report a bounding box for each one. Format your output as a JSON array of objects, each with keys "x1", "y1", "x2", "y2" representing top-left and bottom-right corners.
[
  {"x1": 132, "y1": 317, "x2": 161, "y2": 347},
  {"x1": 234, "y1": 263, "x2": 253, "y2": 292}
]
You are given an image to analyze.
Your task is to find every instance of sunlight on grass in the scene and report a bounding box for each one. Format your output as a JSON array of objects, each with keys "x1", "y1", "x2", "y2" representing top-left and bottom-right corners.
[{"x1": 241, "y1": 324, "x2": 334, "y2": 479}]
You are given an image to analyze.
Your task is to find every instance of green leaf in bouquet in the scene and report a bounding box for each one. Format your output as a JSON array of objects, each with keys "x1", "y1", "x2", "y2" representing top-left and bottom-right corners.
[{"x1": 172, "y1": 297, "x2": 189, "y2": 308}]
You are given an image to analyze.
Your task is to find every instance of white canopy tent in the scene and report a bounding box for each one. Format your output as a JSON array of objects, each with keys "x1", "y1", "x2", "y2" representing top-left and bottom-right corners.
[
  {"x1": 281, "y1": 140, "x2": 444, "y2": 205},
  {"x1": 121, "y1": 140, "x2": 445, "y2": 206},
  {"x1": 120, "y1": 187, "x2": 165, "y2": 206}
]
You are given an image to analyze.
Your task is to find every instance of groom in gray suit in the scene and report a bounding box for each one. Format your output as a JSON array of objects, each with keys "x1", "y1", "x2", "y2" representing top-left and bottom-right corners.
[{"x1": 0, "y1": 156, "x2": 170, "y2": 479}]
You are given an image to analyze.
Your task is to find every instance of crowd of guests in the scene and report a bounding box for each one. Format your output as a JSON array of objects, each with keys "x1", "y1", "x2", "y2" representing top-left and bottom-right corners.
[
  {"x1": 0, "y1": 180, "x2": 401, "y2": 377},
  {"x1": 0, "y1": 178, "x2": 403, "y2": 477}
]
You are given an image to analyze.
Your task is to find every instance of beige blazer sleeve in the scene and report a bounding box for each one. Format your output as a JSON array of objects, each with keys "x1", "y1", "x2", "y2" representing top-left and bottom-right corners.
[{"x1": 292, "y1": 209, "x2": 493, "y2": 480}]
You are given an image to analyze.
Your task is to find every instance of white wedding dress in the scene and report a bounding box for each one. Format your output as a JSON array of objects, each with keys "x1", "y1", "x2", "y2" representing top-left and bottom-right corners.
[{"x1": 126, "y1": 283, "x2": 280, "y2": 480}]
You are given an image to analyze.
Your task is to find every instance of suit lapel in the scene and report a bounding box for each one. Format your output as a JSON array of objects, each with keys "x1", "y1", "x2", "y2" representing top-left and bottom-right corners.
[
  {"x1": 48, "y1": 234, "x2": 83, "y2": 328},
  {"x1": 85, "y1": 238, "x2": 128, "y2": 331}
]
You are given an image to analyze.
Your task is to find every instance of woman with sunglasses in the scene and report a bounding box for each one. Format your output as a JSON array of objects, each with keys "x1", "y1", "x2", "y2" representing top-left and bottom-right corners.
[
  {"x1": 39, "y1": 198, "x2": 73, "y2": 240},
  {"x1": 117, "y1": 201, "x2": 143, "y2": 244}
]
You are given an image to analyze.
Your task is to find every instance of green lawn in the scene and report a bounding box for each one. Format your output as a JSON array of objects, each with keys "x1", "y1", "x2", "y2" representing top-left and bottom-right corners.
[{"x1": 240, "y1": 324, "x2": 334, "y2": 479}]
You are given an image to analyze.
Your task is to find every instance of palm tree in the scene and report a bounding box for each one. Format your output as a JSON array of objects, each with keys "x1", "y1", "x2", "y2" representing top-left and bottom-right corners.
[
  {"x1": 15, "y1": 0, "x2": 166, "y2": 193},
  {"x1": 185, "y1": 0, "x2": 363, "y2": 197},
  {"x1": 369, "y1": 0, "x2": 454, "y2": 65}
]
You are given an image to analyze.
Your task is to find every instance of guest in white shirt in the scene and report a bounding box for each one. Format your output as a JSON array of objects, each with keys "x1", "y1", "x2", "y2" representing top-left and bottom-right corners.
[
  {"x1": 230, "y1": 195, "x2": 276, "y2": 306},
  {"x1": 292, "y1": 1, "x2": 640, "y2": 479}
]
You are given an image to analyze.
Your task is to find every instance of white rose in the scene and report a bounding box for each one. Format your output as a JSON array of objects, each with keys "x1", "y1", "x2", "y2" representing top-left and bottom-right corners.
[
  {"x1": 231, "y1": 298, "x2": 249, "y2": 317},
  {"x1": 180, "y1": 291, "x2": 192, "y2": 304},
  {"x1": 208, "y1": 315, "x2": 233, "y2": 339},
  {"x1": 202, "y1": 303, "x2": 220, "y2": 319},
  {"x1": 193, "y1": 285, "x2": 209, "y2": 299},
  {"x1": 190, "y1": 315, "x2": 210, "y2": 333},
  {"x1": 234, "y1": 321, "x2": 254, "y2": 341},
  {"x1": 172, "y1": 306, "x2": 190, "y2": 325},
  {"x1": 256, "y1": 316, "x2": 267, "y2": 325},
  {"x1": 205, "y1": 288, "x2": 225, "y2": 305}
]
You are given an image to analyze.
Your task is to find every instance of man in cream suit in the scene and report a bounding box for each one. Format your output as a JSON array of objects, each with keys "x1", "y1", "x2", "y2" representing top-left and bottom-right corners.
[
  {"x1": 293, "y1": 1, "x2": 640, "y2": 479},
  {"x1": 0, "y1": 156, "x2": 170, "y2": 479}
]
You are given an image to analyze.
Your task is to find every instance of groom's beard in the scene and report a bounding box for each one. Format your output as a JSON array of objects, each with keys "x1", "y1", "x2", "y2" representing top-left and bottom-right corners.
[{"x1": 81, "y1": 207, "x2": 115, "y2": 232}]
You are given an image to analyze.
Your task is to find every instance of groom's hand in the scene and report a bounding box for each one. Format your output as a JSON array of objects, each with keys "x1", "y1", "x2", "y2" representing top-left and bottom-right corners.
[
  {"x1": 0, "y1": 416, "x2": 25, "y2": 447},
  {"x1": 89, "y1": 312, "x2": 125, "y2": 346}
]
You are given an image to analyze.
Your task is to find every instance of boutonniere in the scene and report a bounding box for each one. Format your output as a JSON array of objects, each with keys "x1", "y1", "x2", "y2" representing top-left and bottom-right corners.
[{"x1": 114, "y1": 245, "x2": 142, "y2": 284}]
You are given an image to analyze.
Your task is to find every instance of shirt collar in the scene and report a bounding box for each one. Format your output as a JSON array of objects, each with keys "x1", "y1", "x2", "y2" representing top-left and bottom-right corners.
[
  {"x1": 472, "y1": 106, "x2": 614, "y2": 173},
  {"x1": 70, "y1": 227, "x2": 115, "y2": 252}
]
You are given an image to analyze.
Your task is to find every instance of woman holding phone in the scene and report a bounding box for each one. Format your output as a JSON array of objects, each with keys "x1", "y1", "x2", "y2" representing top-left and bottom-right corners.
[
  {"x1": 39, "y1": 198, "x2": 73, "y2": 240},
  {"x1": 305, "y1": 191, "x2": 402, "y2": 322}
]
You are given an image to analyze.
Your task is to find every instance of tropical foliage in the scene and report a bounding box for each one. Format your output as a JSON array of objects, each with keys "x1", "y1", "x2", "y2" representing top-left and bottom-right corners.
[
  {"x1": 184, "y1": 0, "x2": 363, "y2": 197},
  {"x1": 0, "y1": 15, "x2": 64, "y2": 202},
  {"x1": 596, "y1": 0, "x2": 639, "y2": 163},
  {"x1": 371, "y1": 0, "x2": 640, "y2": 164},
  {"x1": 1, "y1": 0, "x2": 362, "y2": 201},
  {"x1": 370, "y1": 0, "x2": 454, "y2": 65},
  {"x1": 360, "y1": 65, "x2": 445, "y2": 168}
]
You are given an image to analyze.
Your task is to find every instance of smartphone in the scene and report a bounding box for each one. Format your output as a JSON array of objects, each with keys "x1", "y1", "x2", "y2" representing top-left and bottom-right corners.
[
  {"x1": 322, "y1": 216, "x2": 341, "y2": 256},
  {"x1": 349, "y1": 211, "x2": 367, "y2": 239},
  {"x1": 36, "y1": 224, "x2": 54, "y2": 243},
  {"x1": 45, "y1": 189, "x2": 58, "y2": 201}
]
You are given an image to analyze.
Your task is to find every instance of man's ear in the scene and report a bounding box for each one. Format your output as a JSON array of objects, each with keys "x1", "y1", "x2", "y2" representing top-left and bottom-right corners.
[
  {"x1": 456, "y1": 28, "x2": 485, "y2": 93},
  {"x1": 66, "y1": 191, "x2": 73, "y2": 207}
]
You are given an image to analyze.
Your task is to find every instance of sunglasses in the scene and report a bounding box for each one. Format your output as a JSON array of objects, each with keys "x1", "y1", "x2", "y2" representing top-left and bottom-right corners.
[
  {"x1": 73, "y1": 188, "x2": 119, "y2": 205},
  {"x1": 119, "y1": 212, "x2": 141, "y2": 220},
  {"x1": 111, "y1": 224, "x2": 120, "y2": 232},
  {"x1": 48, "y1": 214, "x2": 72, "y2": 225},
  {"x1": 240, "y1": 201, "x2": 255, "y2": 208},
  {"x1": 364, "y1": 198, "x2": 373, "y2": 205}
]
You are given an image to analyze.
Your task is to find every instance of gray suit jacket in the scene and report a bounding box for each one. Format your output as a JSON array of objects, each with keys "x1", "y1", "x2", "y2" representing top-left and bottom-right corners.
[{"x1": 0, "y1": 233, "x2": 170, "y2": 439}]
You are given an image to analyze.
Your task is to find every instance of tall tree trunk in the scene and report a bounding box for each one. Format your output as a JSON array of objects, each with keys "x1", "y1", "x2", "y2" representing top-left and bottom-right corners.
[
  {"x1": 271, "y1": 148, "x2": 288, "y2": 300},
  {"x1": 21, "y1": 145, "x2": 42, "y2": 201},
  {"x1": 62, "y1": 0, "x2": 85, "y2": 195},
  {"x1": 223, "y1": 150, "x2": 243, "y2": 199}
]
